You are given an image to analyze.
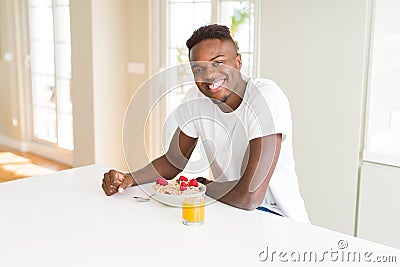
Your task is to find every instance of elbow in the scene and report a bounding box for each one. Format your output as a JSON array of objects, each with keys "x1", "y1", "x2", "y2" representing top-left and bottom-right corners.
[
  {"x1": 164, "y1": 153, "x2": 188, "y2": 173},
  {"x1": 242, "y1": 202, "x2": 261, "y2": 211},
  {"x1": 240, "y1": 193, "x2": 264, "y2": 211}
]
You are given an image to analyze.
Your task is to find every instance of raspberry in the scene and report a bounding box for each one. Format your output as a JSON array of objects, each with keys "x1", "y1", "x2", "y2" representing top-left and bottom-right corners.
[
  {"x1": 158, "y1": 178, "x2": 168, "y2": 186},
  {"x1": 155, "y1": 178, "x2": 161, "y2": 185},
  {"x1": 180, "y1": 182, "x2": 188, "y2": 191},
  {"x1": 179, "y1": 175, "x2": 188, "y2": 182},
  {"x1": 189, "y1": 178, "x2": 199, "y2": 187}
]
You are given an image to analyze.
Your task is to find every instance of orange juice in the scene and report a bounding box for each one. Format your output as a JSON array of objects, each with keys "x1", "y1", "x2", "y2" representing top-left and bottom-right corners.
[{"x1": 182, "y1": 196, "x2": 205, "y2": 225}]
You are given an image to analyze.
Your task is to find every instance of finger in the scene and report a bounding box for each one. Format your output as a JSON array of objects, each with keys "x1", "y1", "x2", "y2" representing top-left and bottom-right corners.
[
  {"x1": 117, "y1": 177, "x2": 128, "y2": 193},
  {"x1": 122, "y1": 175, "x2": 133, "y2": 189},
  {"x1": 104, "y1": 173, "x2": 121, "y2": 194},
  {"x1": 103, "y1": 172, "x2": 111, "y2": 184},
  {"x1": 102, "y1": 181, "x2": 116, "y2": 196},
  {"x1": 109, "y1": 170, "x2": 123, "y2": 187},
  {"x1": 118, "y1": 175, "x2": 134, "y2": 193},
  {"x1": 103, "y1": 173, "x2": 114, "y2": 191},
  {"x1": 101, "y1": 182, "x2": 109, "y2": 195}
]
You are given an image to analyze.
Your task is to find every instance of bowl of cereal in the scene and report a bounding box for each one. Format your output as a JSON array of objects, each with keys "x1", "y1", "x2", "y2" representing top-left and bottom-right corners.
[{"x1": 152, "y1": 176, "x2": 206, "y2": 207}]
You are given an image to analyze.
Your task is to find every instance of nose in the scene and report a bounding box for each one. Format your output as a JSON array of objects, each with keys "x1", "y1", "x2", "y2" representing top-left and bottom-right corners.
[{"x1": 198, "y1": 65, "x2": 217, "y2": 83}]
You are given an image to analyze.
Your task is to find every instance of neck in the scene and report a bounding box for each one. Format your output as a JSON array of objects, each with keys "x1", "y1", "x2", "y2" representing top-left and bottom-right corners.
[{"x1": 218, "y1": 78, "x2": 247, "y2": 113}]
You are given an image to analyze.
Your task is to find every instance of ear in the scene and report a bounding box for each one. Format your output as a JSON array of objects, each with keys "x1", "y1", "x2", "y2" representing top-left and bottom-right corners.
[{"x1": 236, "y1": 53, "x2": 242, "y2": 70}]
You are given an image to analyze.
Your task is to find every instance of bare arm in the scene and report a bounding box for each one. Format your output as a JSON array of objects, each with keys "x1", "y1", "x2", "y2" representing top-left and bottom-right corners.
[
  {"x1": 102, "y1": 128, "x2": 198, "y2": 195},
  {"x1": 204, "y1": 133, "x2": 282, "y2": 210},
  {"x1": 129, "y1": 128, "x2": 198, "y2": 184}
]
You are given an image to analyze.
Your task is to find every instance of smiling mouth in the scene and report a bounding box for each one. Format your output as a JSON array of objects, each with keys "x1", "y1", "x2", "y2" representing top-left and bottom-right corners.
[{"x1": 208, "y1": 79, "x2": 225, "y2": 93}]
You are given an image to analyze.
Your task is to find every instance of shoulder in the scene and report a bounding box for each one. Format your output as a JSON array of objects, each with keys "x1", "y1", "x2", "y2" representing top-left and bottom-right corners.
[
  {"x1": 246, "y1": 78, "x2": 289, "y2": 107},
  {"x1": 177, "y1": 86, "x2": 201, "y2": 109},
  {"x1": 177, "y1": 86, "x2": 212, "y2": 116},
  {"x1": 182, "y1": 86, "x2": 203, "y2": 102},
  {"x1": 249, "y1": 78, "x2": 278, "y2": 89},
  {"x1": 244, "y1": 78, "x2": 293, "y2": 141}
]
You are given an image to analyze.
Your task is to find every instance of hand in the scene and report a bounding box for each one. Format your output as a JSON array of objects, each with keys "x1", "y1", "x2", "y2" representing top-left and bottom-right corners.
[
  {"x1": 196, "y1": 177, "x2": 212, "y2": 185},
  {"x1": 101, "y1": 169, "x2": 134, "y2": 196}
]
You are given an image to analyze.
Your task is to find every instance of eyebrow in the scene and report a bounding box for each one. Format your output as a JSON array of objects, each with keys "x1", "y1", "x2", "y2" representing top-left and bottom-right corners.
[
  {"x1": 209, "y1": 54, "x2": 224, "y2": 61},
  {"x1": 191, "y1": 63, "x2": 201, "y2": 68},
  {"x1": 191, "y1": 54, "x2": 225, "y2": 68}
]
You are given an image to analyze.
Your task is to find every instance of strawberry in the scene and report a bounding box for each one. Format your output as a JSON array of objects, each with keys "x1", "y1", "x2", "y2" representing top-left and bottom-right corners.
[
  {"x1": 180, "y1": 182, "x2": 188, "y2": 191},
  {"x1": 158, "y1": 178, "x2": 168, "y2": 186},
  {"x1": 189, "y1": 178, "x2": 199, "y2": 187},
  {"x1": 178, "y1": 175, "x2": 188, "y2": 182}
]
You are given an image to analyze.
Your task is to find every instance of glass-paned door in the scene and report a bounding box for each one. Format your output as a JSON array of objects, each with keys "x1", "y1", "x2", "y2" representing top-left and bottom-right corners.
[{"x1": 27, "y1": 0, "x2": 73, "y2": 150}]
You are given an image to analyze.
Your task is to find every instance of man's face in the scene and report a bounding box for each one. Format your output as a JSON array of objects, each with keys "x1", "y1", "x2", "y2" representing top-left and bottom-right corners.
[{"x1": 189, "y1": 39, "x2": 243, "y2": 105}]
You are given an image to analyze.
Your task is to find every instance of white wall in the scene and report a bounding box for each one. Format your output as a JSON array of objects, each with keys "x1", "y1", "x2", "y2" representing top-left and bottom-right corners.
[
  {"x1": 0, "y1": 0, "x2": 24, "y2": 143},
  {"x1": 259, "y1": 0, "x2": 371, "y2": 235},
  {"x1": 71, "y1": 0, "x2": 129, "y2": 170},
  {"x1": 124, "y1": 0, "x2": 153, "y2": 171},
  {"x1": 70, "y1": 0, "x2": 95, "y2": 167},
  {"x1": 91, "y1": 0, "x2": 128, "y2": 170}
]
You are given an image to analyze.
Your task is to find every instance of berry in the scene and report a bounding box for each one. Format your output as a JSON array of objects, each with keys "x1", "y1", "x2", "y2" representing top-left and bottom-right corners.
[
  {"x1": 155, "y1": 178, "x2": 161, "y2": 185},
  {"x1": 189, "y1": 178, "x2": 199, "y2": 187},
  {"x1": 158, "y1": 178, "x2": 168, "y2": 186},
  {"x1": 179, "y1": 175, "x2": 188, "y2": 182},
  {"x1": 180, "y1": 182, "x2": 188, "y2": 191}
]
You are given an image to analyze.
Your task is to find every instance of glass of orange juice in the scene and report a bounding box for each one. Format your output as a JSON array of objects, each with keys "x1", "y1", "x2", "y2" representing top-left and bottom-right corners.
[{"x1": 182, "y1": 192, "x2": 205, "y2": 226}]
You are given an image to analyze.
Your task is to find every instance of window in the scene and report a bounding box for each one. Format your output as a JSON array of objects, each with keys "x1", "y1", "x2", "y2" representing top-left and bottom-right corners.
[
  {"x1": 364, "y1": 0, "x2": 400, "y2": 167},
  {"x1": 27, "y1": 0, "x2": 73, "y2": 151},
  {"x1": 162, "y1": 0, "x2": 258, "y2": 177},
  {"x1": 165, "y1": 0, "x2": 257, "y2": 117},
  {"x1": 167, "y1": 0, "x2": 257, "y2": 75},
  {"x1": 165, "y1": 0, "x2": 258, "y2": 120}
]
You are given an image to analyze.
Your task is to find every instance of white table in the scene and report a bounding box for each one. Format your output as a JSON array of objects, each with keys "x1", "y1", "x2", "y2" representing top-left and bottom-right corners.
[{"x1": 0, "y1": 164, "x2": 399, "y2": 267}]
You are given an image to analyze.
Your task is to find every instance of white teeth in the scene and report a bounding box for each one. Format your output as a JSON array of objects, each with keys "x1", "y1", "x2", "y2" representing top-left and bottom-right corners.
[{"x1": 209, "y1": 79, "x2": 224, "y2": 90}]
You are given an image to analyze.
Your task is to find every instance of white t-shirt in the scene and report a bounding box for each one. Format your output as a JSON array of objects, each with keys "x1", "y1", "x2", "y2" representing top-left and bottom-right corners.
[{"x1": 175, "y1": 78, "x2": 309, "y2": 223}]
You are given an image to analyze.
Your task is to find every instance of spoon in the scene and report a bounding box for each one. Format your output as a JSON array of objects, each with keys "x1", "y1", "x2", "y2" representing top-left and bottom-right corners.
[{"x1": 132, "y1": 194, "x2": 155, "y2": 202}]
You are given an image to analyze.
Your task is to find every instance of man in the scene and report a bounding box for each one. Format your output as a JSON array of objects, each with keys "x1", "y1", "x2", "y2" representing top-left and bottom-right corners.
[{"x1": 102, "y1": 24, "x2": 309, "y2": 223}]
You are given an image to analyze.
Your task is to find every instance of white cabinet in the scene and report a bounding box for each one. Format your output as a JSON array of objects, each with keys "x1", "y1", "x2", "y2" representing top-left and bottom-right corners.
[{"x1": 357, "y1": 162, "x2": 400, "y2": 248}]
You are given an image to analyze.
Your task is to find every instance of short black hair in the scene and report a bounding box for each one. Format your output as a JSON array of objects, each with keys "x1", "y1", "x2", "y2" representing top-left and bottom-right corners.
[{"x1": 186, "y1": 24, "x2": 237, "y2": 54}]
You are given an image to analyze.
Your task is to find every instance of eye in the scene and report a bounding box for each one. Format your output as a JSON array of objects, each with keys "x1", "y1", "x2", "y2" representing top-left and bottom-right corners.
[
  {"x1": 193, "y1": 67, "x2": 205, "y2": 75},
  {"x1": 213, "y1": 61, "x2": 223, "y2": 67}
]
